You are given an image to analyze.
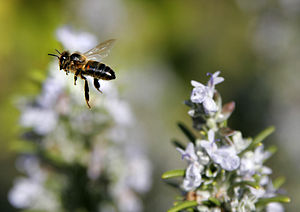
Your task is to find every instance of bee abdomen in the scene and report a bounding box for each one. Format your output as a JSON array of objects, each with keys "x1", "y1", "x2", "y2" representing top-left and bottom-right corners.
[
  {"x1": 85, "y1": 61, "x2": 115, "y2": 80},
  {"x1": 98, "y1": 63, "x2": 115, "y2": 80}
]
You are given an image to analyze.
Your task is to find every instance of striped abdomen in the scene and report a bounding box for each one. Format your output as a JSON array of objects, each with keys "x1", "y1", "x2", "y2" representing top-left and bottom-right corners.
[{"x1": 83, "y1": 61, "x2": 116, "y2": 80}]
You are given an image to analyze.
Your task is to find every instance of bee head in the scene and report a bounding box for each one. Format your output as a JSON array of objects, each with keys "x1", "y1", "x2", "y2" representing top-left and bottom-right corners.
[
  {"x1": 58, "y1": 51, "x2": 70, "y2": 70},
  {"x1": 48, "y1": 50, "x2": 70, "y2": 70}
]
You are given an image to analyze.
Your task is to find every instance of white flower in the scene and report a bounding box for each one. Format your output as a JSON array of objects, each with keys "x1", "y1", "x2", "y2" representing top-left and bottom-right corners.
[
  {"x1": 232, "y1": 131, "x2": 251, "y2": 153},
  {"x1": 177, "y1": 143, "x2": 203, "y2": 191},
  {"x1": 196, "y1": 150, "x2": 210, "y2": 165},
  {"x1": 211, "y1": 147, "x2": 240, "y2": 171},
  {"x1": 190, "y1": 81, "x2": 218, "y2": 113},
  {"x1": 238, "y1": 194, "x2": 256, "y2": 212},
  {"x1": 239, "y1": 151, "x2": 254, "y2": 176},
  {"x1": 254, "y1": 145, "x2": 272, "y2": 163},
  {"x1": 183, "y1": 162, "x2": 203, "y2": 191},
  {"x1": 176, "y1": 142, "x2": 198, "y2": 162},
  {"x1": 8, "y1": 178, "x2": 43, "y2": 209},
  {"x1": 190, "y1": 71, "x2": 224, "y2": 113},
  {"x1": 249, "y1": 186, "x2": 266, "y2": 199},
  {"x1": 20, "y1": 108, "x2": 57, "y2": 135},
  {"x1": 196, "y1": 190, "x2": 210, "y2": 202},
  {"x1": 239, "y1": 145, "x2": 271, "y2": 177},
  {"x1": 8, "y1": 177, "x2": 58, "y2": 211},
  {"x1": 200, "y1": 130, "x2": 240, "y2": 171}
]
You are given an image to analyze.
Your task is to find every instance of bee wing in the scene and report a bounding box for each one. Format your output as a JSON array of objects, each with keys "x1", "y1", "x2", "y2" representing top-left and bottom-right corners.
[{"x1": 83, "y1": 39, "x2": 116, "y2": 61}]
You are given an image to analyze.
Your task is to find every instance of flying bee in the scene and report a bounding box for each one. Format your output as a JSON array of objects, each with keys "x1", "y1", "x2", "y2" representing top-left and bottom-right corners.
[{"x1": 48, "y1": 39, "x2": 116, "y2": 108}]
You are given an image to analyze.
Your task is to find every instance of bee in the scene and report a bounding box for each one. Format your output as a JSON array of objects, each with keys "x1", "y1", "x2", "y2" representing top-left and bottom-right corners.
[{"x1": 48, "y1": 39, "x2": 116, "y2": 108}]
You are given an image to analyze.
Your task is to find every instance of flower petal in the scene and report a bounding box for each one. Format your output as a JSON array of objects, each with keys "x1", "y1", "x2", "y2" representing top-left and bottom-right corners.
[
  {"x1": 191, "y1": 80, "x2": 205, "y2": 88},
  {"x1": 182, "y1": 163, "x2": 202, "y2": 191},
  {"x1": 176, "y1": 143, "x2": 198, "y2": 162},
  {"x1": 207, "y1": 129, "x2": 215, "y2": 143},
  {"x1": 191, "y1": 87, "x2": 208, "y2": 104},
  {"x1": 212, "y1": 147, "x2": 240, "y2": 171},
  {"x1": 208, "y1": 71, "x2": 224, "y2": 87},
  {"x1": 203, "y1": 98, "x2": 218, "y2": 113},
  {"x1": 232, "y1": 131, "x2": 251, "y2": 153},
  {"x1": 213, "y1": 77, "x2": 224, "y2": 85},
  {"x1": 200, "y1": 141, "x2": 217, "y2": 158}
]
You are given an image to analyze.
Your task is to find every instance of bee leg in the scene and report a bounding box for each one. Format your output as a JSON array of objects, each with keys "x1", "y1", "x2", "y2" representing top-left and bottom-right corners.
[
  {"x1": 93, "y1": 79, "x2": 102, "y2": 93},
  {"x1": 74, "y1": 70, "x2": 80, "y2": 85},
  {"x1": 81, "y1": 75, "x2": 91, "y2": 108}
]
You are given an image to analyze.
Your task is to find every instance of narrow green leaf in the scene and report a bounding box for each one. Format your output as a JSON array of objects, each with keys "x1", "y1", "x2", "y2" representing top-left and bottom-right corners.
[
  {"x1": 208, "y1": 197, "x2": 221, "y2": 206},
  {"x1": 233, "y1": 181, "x2": 260, "y2": 189},
  {"x1": 273, "y1": 177, "x2": 286, "y2": 189},
  {"x1": 162, "y1": 169, "x2": 185, "y2": 179},
  {"x1": 256, "y1": 196, "x2": 290, "y2": 206},
  {"x1": 171, "y1": 139, "x2": 186, "y2": 149},
  {"x1": 253, "y1": 126, "x2": 275, "y2": 146},
  {"x1": 177, "y1": 122, "x2": 196, "y2": 144},
  {"x1": 167, "y1": 201, "x2": 198, "y2": 212},
  {"x1": 164, "y1": 181, "x2": 180, "y2": 189},
  {"x1": 240, "y1": 126, "x2": 275, "y2": 155}
]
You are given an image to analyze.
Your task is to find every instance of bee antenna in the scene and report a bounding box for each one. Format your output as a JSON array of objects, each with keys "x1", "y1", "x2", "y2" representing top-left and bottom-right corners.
[
  {"x1": 48, "y1": 53, "x2": 60, "y2": 58},
  {"x1": 55, "y1": 49, "x2": 61, "y2": 55}
]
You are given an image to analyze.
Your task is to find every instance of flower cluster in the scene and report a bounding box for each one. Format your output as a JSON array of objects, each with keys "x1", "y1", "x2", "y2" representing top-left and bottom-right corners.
[
  {"x1": 162, "y1": 72, "x2": 289, "y2": 212},
  {"x1": 9, "y1": 27, "x2": 152, "y2": 212}
]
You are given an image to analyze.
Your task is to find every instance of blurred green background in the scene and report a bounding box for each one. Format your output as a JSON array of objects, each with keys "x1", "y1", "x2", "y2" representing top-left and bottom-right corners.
[{"x1": 1, "y1": 0, "x2": 299, "y2": 211}]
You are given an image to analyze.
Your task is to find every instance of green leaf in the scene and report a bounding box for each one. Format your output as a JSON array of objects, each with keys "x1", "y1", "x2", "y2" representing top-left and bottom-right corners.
[
  {"x1": 202, "y1": 198, "x2": 221, "y2": 207},
  {"x1": 208, "y1": 197, "x2": 221, "y2": 206},
  {"x1": 240, "y1": 126, "x2": 275, "y2": 155},
  {"x1": 253, "y1": 126, "x2": 275, "y2": 146},
  {"x1": 233, "y1": 181, "x2": 260, "y2": 189},
  {"x1": 162, "y1": 169, "x2": 185, "y2": 179},
  {"x1": 177, "y1": 122, "x2": 196, "y2": 144},
  {"x1": 256, "y1": 196, "x2": 290, "y2": 206},
  {"x1": 273, "y1": 177, "x2": 286, "y2": 189},
  {"x1": 164, "y1": 180, "x2": 180, "y2": 189},
  {"x1": 171, "y1": 139, "x2": 186, "y2": 149},
  {"x1": 167, "y1": 201, "x2": 198, "y2": 212}
]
